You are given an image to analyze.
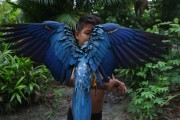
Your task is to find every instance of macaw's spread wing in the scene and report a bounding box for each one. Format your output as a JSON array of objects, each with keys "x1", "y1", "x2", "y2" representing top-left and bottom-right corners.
[
  {"x1": 0, "y1": 21, "x2": 79, "y2": 83},
  {"x1": 87, "y1": 23, "x2": 169, "y2": 83}
]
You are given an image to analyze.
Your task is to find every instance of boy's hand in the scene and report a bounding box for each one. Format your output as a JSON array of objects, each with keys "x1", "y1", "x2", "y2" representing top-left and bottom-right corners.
[{"x1": 104, "y1": 75, "x2": 126, "y2": 93}]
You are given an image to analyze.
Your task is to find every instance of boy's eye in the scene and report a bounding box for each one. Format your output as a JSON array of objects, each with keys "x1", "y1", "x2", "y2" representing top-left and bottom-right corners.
[{"x1": 85, "y1": 33, "x2": 91, "y2": 35}]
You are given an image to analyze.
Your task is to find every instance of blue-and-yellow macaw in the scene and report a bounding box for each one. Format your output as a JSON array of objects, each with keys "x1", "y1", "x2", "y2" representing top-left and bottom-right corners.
[{"x1": 0, "y1": 21, "x2": 169, "y2": 120}]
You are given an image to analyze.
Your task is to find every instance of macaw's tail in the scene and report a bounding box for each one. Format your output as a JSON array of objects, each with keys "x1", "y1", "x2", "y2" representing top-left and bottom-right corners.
[{"x1": 72, "y1": 87, "x2": 92, "y2": 120}]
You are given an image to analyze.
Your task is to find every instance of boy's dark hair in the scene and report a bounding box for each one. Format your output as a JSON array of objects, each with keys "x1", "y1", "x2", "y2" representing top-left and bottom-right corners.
[{"x1": 76, "y1": 14, "x2": 101, "y2": 32}]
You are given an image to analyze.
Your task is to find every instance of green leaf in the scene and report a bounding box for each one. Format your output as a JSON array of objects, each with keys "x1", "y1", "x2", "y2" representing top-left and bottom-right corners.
[
  {"x1": 157, "y1": 61, "x2": 166, "y2": 67},
  {"x1": 157, "y1": 87, "x2": 169, "y2": 93},
  {"x1": 15, "y1": 93, "x2": 21, "y2": 103},
  {"x1": 173, "y1": 18, "x2": 179, "y2": 24},
  {"x1": 10, "y1": 94, "x2": 16, "y2": 102},
  {"x1": 160, "y1": 66, "x2": 173, "y2": 71},
  {"x1": 19, "y1": 91, "x2": 26, "y2": 99},
  {"x1": 15, "y1": 76, "x2": 25, "y2": 87},
  {"x1": 136, "y1": 72, "x2": 146, "y2": 79},
  {"x1": 153, "y1": 98, "x2": 164, "y2": 105},
  {"x1": 141, "y1": 92, "x2": 155, "y2": 99},
  {"x1": 55, "y1": 13, "x2": 79, "y2": 29},
  {"x1": 158, "y1": 76, "x2": 169, "y2": 81},
  {"x1": 141, "y1": 81, "x2": 149, "y2": 86},
  {"x1": 1, "y1": 84, "x2": 7, "y2": 91},
  {"x1": 133, "y1": 98, "x2": 144, "y2": 105},
  {"x1": 142, "y1": 102, "x2": 153, "y2": 109},
  {"x1": 168, "y1": 59, "x2": 180, "y2": 66},
  {"x1": 34, "y1": 83, "x2": 40, "y2": 89},
  {"x1": 29, "y1": 84, "x2": 33, "y2": 92},
  {"x1": 16, "y1": 85, "x2": 27, "y2": 90}
]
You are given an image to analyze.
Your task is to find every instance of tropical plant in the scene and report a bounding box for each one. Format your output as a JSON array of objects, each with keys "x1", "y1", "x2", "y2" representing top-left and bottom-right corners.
[
  {"x1": 116, "y1": 18, "x2": 180, "y2": 119},
  {"x1": 5, "y1": 0, "x2": 136, "y2": 28},
  {"x1": 0, "y1": 0, "x2": 21, "y2": 24},
  {"x1": 0, "y1": 45, "x2": 51, "y2": 112}
]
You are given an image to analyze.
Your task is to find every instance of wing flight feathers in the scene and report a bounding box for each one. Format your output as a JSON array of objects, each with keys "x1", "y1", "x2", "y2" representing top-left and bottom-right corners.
[{"x1": 0, "y1": 21, "x2": 78, "y2": 83}]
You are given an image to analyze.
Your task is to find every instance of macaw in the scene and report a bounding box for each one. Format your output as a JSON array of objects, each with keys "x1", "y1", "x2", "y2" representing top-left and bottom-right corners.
[{"x1": 0, "y1": 21, "x2": 169, "y2": 120}]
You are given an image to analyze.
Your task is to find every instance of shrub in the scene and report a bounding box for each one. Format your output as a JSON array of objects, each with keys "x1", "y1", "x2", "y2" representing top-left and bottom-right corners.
[{"x1": 0, "y1": 46, "x2": 50, "y2": 113}]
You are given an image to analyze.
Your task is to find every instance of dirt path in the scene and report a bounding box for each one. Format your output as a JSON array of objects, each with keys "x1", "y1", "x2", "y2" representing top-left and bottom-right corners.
[{"x1": 0, "y1": 86, "x2": 130, "y2": 120}]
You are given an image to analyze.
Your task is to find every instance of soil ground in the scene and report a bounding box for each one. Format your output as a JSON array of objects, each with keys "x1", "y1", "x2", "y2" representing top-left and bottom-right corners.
[{"x1": 0, "y1": 82, "x2": 180, "y2": 120}]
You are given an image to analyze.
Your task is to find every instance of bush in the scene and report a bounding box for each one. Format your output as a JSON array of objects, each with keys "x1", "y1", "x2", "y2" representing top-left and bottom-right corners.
[{"x1": 0, "y1": 45, "x2": 50, "y2": 113}]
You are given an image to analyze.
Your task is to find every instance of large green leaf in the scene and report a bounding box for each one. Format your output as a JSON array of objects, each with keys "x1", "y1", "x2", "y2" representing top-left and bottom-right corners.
[{"x1": 55, "y1": 13, "x2": 80, "y2": 29}]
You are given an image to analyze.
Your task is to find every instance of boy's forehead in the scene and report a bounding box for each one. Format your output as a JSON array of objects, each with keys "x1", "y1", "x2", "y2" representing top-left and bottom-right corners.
[{"x1": 83, "y1": 23, "x2": 94, "y2": 30}]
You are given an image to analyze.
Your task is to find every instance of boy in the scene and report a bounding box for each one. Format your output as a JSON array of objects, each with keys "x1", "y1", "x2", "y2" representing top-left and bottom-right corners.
[{"x1": 66, "y1": 14, "x2": 126, "y2": 120}]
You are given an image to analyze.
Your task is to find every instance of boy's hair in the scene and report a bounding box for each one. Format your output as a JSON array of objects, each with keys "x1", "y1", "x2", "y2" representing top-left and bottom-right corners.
[{"x1": 75, "y1": 14, "x2": 101, "y2": 32}]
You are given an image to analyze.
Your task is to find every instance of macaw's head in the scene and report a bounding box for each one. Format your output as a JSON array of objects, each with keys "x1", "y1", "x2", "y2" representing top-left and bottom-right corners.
[{"x1": 75, "y1": 14, "x2": 101, "y2": 46}]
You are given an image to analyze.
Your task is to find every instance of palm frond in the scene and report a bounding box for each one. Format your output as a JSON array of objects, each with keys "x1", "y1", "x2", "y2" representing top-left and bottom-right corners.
[
  {"x1": 29, "y1": 0, "x2": 55, "y2": 5},
  {"x1": 99, "y1": 0, "x2": 134, "y2": 5},
  {"x1": 55, "y1": 13, "x2": 80, "y2": 29}
]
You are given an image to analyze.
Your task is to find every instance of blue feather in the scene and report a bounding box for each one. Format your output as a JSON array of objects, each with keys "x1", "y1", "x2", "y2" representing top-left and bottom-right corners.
[
  {"x1": 65, "y1": 68, "x2": 73, "y2": 84},
  {"x1": 17, "y1": 38, "x2": 39, "y2": 55},
  {"x1": 89, "y1": 59, "x2": 97, "y2": 71},
  {"x1": 69, "y1": 57, "x2": 78, "y2": 65},
  {"x1": 99, "y1": 65, "x2": 109, "y2": 82},
  {"x1": 131, "y1": 40, "x2": 163, "y2": 59},
  {"x1": 116, "y1": 45, "x2": 136, "y2": 67},
  {"x1": 134, "y1": 36, "x2": 167, "y2": 54},
  {"x1": 31, "y1": 42, "x2": 49, "y2": 61},
  {"x1": 112, "y1": 46, "x2": 127, "y2": 67},
  {"x1": 121, "y1": 44, "x2": 143, "y2": 65},
  {"x1": 127, "y1": 42, "x2": 155, "y2": 63},
  {"x1": 60, "y1": 65, "x2": 65, "y2": 81},
  {"x1": 23, "y1": 39, "x2": 44, "y2": 57},
  {"x1": 102, "y1": 50, "x2": 118, "y2": 77},
  {"x1": 2, "y1": 32, "x2": 29, "y2": 41},
  {"x1": 9, "y1": 36, "x2": 33, "y2": 49}
]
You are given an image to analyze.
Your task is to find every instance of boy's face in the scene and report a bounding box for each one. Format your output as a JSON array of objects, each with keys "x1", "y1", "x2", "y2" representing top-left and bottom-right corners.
[{"x1": 75, "y1": 23, "x2": 94, "y2": 46}]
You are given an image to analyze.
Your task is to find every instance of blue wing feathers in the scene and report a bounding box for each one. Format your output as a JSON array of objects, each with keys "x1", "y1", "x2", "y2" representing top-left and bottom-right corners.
[
  {"x1": 89, "y1": 59, "x2": 97, "y2": 71},
  {"x1": 22, "y1": 39, "x2": 42, "y2": 57},
  {"x1": 112, "y1": 46, "x2": 127, "y2": 67},
  {"x1": 121, "y1": 44, "x2": 143, "y2": 65},
  {"x1": 17, "y1": 38, "x2": 39, "y2": 55},
  {"x1": 131, "y1": 40, "x2": 163, "y2": 59},
  {"x1": 94, "y1": 53, "x2": 102, "y2": 63},
  {"x1": 134, "y1": 36, "x2": 167, "y2": 54},
  {"x1": 0, "y1": 21, "x2": 76, "y2": 84},
  {"x1": 65, "y1": 68, "x2": 73, "y2": 83},
  {"x1": 99, "y1": 23, "x2": 169, "y2": 78},
  {"x1": 31, "y1": 42, "x2": 50, "y2": 61},
  {"x1": 118, "y1": 45, "x2": 137, "y2": 67},
  {"x1": 9, "y1": 36, "x2": 33, "y2": 49},
  {"x1": 116, "y1": 45, "x2": 135, "y2": 67},
  {"x1": 60, "y1": 65, "x2": 66, "y2": 82},
  {"x1": 99, "y1": 65, "x2": 109, "y2": 82},
  {"x1": 92, "y1": 56, "x2": 99, "y2": 67},
  {"x1": 127, "y1": 42, "x2": 155, "y2": 63},
  {"x1": 2, "y1": 32, "x2": 29, "y2": 40},
  {"x1": 119, "y1": 31, "x2": 134, "y2": 41},
  {"x1": 102, "y1": 50, "x2": 118, "y2": 77}
]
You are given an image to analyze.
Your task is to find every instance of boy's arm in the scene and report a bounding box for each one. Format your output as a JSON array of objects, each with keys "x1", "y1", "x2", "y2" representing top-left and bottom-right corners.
[{"x1": 65, "y1": 69, "x2": 126, "y2": 94}]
